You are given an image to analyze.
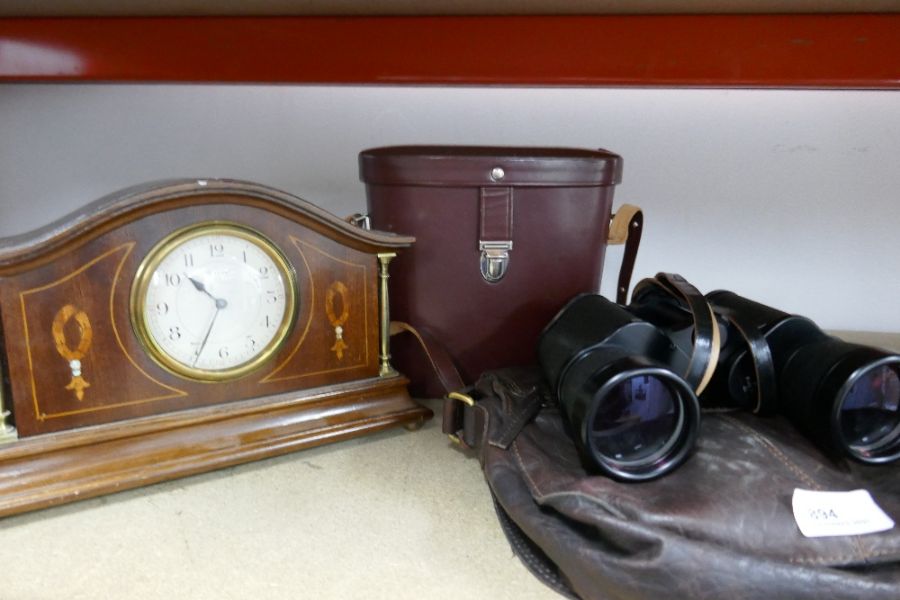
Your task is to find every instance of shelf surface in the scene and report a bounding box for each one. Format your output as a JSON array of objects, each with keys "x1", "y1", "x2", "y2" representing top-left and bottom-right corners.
[{"x1": 1, "y1": 14, "x2": 899, "y2": 87}]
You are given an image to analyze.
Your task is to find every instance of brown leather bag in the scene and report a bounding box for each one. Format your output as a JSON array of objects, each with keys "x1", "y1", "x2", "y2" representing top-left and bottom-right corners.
[
  {"x1": 359, "y1": 145, "x2": 642, "y2": 398},
  {"x1": 450, "y1": 367, "x2": 900, "y2": 600}
]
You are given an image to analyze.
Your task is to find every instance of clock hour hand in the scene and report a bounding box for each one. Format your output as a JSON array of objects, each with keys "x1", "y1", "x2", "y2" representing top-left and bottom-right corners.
[{"x1": 187, "y1": 275, "x2": 228, "y2": 309}]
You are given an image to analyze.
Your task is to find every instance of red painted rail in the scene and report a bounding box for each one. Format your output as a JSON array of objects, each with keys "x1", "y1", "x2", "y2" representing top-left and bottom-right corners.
[{"x1": 0, "y1": 15, "x2": 898, "y2": 87}]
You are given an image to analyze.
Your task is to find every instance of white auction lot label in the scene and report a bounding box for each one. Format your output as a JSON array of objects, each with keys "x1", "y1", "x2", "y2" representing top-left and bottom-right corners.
[{"x1": 792, "y1": 488, "x2": 895, "y2": 538}]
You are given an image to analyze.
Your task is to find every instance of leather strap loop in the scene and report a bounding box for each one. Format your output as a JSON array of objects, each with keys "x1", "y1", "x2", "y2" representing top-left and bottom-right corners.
[
  {"x1": 446, "y1": 371, "x2": 547, "y2": 452},
  {"x1": 632, "y1": 273, "x2": 721, "y2": 395},
  {"x1": 710, "y1": 305, "x2": 779, "y2": 415},
  {"x1": 444, "y1": 389, "x2": 484, "y2": 448},
  {"x1": 479, "y1": 187, "x2": 514, "y2": 243},
  {"x1": 608, "y1": 204, "x2": 643, "y2": 305}
]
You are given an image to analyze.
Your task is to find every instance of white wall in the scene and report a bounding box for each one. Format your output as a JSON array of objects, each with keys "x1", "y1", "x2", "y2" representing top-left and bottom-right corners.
[{"x1": 1, "y1": 84, "x2": 897, "y2": 332}]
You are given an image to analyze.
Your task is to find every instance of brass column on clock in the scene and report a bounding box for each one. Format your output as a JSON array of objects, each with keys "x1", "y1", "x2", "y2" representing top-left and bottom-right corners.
[{"x1": 377, "y1": 252, "x2": 398, "y2": 378}]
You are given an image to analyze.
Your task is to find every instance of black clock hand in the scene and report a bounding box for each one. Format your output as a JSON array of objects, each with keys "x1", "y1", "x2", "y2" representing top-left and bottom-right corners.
[
  {"x1": 187, "y1": 275, "x2": 228, "y2": 309},
  {"x1": 192, "y1": 305, "x2": 221, "y2": 367}
]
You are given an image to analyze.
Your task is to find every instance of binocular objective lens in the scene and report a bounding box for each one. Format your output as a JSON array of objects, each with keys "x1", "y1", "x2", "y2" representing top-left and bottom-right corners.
[
  {"x1": 590, "y1": 375, "x2": 681, "y2": 464},
  {"x1": 839, "y1": 363, "x2": 900, "y2": 456}
]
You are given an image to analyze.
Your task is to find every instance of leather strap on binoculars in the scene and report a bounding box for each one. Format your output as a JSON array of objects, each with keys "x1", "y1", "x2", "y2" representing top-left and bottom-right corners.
[
  {"x1": 632, "y1": 274, "x2": 778, "y2": 414},
  {"x1": 707, "y1": 300, "x2": 779, "y2": 415},
  {"x1": 632, "y1": 273, "x2": 720, "y2": 395}
]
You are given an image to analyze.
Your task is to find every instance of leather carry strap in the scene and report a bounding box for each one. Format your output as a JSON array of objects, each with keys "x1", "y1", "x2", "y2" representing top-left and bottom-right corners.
[
  {"x1": 708, "y1": 303, "x2": 779, "y2": 415},
  {"x1": 389, "y1": 321, "x2": 465, "y2": 394},
  {"x1": 387, "y1": 321, "x2": 479, "y2": 441},
  {"x1": 630, "y1": 274, "x2": 777, "y2": 411},
  {"x1": 631, "y1": 273, "x2": 720, "y2": 395},
  {"x1": 607, "y1": 204, "x2": 643, "y2": 304}
]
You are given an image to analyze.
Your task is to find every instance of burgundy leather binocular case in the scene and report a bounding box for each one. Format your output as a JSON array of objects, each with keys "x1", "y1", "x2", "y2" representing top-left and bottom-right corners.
[{"x1": 359, "y1": 145, "x2": 641, "y2": 399}]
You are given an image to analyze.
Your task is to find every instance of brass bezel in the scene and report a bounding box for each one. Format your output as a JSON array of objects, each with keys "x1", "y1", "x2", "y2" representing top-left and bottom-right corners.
[{"x1": 130, "y1": 222, "x2": 297, "y2": 382}]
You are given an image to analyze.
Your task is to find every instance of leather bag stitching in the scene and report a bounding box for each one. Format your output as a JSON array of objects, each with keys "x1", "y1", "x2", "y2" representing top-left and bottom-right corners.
[
  {"x1": 786, "y1": 546, "x2": 900, "y2": 566},
  {"x1": 512, "y1": 421, "x2": 899, "y2": 566},
  {"x1": 491, "y1": 494, "x2": 579, "y2": 598},
  {"x1": 722, "y1": 415, "x2": 876, "y2": 564},
  {"x1": 512, "y1": 438, "x2": 548, "y2": 499},
  {"x1": 722, "y1": 414, "x2": 822, "y2": 491}
]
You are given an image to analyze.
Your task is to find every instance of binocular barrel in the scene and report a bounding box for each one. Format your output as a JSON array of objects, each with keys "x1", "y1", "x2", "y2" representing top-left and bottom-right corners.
[
  {"x1": 540, "y1": 281, "x2": 900, "y2": 481},
  {"x1": 709, "y1": 291, "x2": 900, "y2": 464},
  {"x1": 539, "y1": 295, "x2": 701, "y2": 481}
]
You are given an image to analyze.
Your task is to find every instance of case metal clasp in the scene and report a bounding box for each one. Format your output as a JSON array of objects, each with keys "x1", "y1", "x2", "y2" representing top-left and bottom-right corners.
[
  {"x1": 346, "y1": 213, "x2": 371, "y2": 230},
  {"x1": 479, "y1": 241, "x2": 512, "y2": 283}
]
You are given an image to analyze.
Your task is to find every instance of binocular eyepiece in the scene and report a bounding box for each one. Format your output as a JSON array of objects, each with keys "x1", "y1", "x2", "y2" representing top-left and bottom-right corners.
[{"x1": 539, "y1": 274, "x2": 900, "y2": 481}]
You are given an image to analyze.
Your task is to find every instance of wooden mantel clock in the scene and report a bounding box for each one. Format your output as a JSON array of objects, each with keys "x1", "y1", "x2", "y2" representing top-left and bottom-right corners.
[{"x1": 0, "y1": 179, "x2": 431, "y2": 516}]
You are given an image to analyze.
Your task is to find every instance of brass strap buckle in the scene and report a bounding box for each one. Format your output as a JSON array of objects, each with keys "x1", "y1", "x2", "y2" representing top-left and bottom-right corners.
[{"x1": 446, "y1": 391, "x2": 475, "y2": 445}]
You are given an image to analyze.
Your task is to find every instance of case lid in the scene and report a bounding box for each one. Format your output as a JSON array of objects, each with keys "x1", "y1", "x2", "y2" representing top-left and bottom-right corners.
[{"x1": 359, "y1": 145, "x2": 623, "y2": 187}]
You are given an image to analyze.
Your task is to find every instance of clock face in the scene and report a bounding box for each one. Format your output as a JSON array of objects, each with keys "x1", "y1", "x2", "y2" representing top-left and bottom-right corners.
[{"x1": 131, "y1": 223, "x2": 297, "y2": 381}]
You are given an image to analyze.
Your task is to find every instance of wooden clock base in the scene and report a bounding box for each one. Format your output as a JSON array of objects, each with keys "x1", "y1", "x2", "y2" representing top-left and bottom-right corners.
[{"x1": 0, "y1": 375, "x2": 431, "y2": 517}]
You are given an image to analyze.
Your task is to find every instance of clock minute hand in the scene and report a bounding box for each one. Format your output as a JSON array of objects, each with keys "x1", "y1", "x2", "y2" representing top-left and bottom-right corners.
[{"x1": 192, "y1": 305, "x2": 221, "y2": 367}]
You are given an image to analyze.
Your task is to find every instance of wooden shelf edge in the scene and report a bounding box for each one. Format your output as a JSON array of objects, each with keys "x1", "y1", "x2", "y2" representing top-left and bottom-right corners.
[
  {"x1": 0, "y1": 377, "x2": 433, "y2": 517},
  {"x1": 0, "y1": 15, "x2": 898, "y2": 88}
]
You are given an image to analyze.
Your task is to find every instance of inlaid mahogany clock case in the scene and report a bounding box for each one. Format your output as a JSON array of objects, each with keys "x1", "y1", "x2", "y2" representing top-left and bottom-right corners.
[{"x1": 0, "y1": 179, "x2": 431, "y2": 516}]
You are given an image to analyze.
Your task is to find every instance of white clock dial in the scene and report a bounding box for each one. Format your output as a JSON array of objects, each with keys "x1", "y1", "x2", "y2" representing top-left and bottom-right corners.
[{"x1": 131, "y1": 223, "x2": 296, "y2": 381}]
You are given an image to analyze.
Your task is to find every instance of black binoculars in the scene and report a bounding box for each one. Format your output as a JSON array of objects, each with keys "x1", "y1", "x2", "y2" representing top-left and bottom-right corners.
[{"x1": 539, "y1": 273, "x2": 900, "y2": 481}]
